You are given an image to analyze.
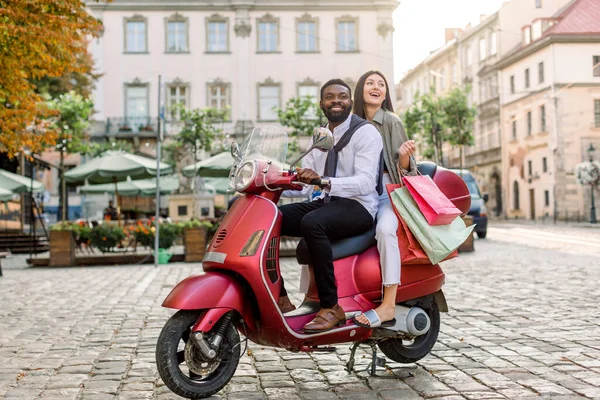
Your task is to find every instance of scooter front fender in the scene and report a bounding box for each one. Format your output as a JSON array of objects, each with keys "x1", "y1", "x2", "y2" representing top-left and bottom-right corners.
[{"x1": 162, "y1": 272, "x2": 255, "y2": 331}]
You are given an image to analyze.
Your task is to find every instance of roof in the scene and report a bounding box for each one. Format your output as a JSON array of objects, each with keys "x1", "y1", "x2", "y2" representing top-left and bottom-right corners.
[
  {"x1": 543, "y1": 0, "x2": 600, "y2": 36},
  {"x1": 496, "y1": 0, "x2": 600, "y2": 69}
]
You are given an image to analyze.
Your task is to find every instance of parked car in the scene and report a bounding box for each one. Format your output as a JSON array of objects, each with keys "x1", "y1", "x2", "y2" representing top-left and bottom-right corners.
[{"x1": 449, "y1": 169, "x2": 488, "y2": 238}]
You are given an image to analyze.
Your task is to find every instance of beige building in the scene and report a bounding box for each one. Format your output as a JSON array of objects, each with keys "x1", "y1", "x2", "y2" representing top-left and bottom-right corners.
[{"x1": 497, "y1": 0, "x2": 600, "y2": 221}]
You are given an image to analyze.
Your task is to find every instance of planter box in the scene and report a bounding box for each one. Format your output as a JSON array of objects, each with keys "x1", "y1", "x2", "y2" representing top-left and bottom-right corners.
[
  {"x1": 184, "y1": 227, "x2": 207, "y2": 262},
  {"x1": 50, "y1": 230, "x2": 76, "y2": 266},
  {"x1": 458, "y1": 215, "x2": 475, "y2": 253}
]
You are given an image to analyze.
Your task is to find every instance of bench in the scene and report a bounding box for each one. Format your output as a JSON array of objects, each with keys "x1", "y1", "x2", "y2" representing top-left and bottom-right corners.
[{"x1": 0, "y1": 252, "x2": 8, "y2": 277}]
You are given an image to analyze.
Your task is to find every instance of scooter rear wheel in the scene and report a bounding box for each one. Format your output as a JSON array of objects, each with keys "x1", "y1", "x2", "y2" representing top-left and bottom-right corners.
[
  {"x1": 378, "y1": 299, "x2": 440, "y2": 364},
  {"x1": 156, "y1": 310, "x2": 240, "y2": 399}
]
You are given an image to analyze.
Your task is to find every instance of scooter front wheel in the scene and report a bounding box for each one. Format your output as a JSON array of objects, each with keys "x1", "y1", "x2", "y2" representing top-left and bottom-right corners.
[{"x1": 156, "y1": 310, "x2": 240, "y2": 399}]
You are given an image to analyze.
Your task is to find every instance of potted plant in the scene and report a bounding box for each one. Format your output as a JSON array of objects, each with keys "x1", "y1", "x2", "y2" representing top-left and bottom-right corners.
[
  {"x1": 49, "y1": 221, "x2": 76, "y2": 266},
  {"x1": 90, "y1": 224, "x2": 126, "y2": 253},
  {"x1": 181, "y1": 220, "x2": 212, "y2": 262}
]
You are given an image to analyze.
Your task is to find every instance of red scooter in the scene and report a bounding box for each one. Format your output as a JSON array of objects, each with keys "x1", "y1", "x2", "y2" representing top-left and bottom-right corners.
[{"x1": 156, "y1": 127, "x2": 471, "y2": 399}]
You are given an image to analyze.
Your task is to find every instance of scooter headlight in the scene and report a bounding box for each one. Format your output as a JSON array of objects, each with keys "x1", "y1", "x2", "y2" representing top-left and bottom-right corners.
[{"x1": 234, "y1": 161, "x2": 257, "y2": 191}]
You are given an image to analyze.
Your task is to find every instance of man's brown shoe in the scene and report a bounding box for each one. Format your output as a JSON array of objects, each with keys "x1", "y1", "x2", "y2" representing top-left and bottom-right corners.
[
  {"x1": 303, "y1": 304, "x2": 346, "y2": 333},
  {"x1": 277, "y1": 296, "x2": 296, "y2": 313}
]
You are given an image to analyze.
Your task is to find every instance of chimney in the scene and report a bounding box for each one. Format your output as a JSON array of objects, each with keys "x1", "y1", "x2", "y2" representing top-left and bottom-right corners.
[{"x1": 444, "y1": 28, "x2": 462, "y2": 43}]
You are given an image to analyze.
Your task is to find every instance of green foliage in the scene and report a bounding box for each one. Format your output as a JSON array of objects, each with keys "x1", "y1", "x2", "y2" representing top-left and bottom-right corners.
[
  {"x1": 46, "y1": 91, "x2": 94, "y2": 155},
  {"x1": 89, "y1": 224, "x2": 126, "y2": 253},
  {"x1": 131, "y1": 222, "x2": 183, "y2": 250},
  {"x1": 84, "y1": 140, "x2": 135, "y2": 157},
  {"x1": 403, "y1": 86, "x2": 476, "y2": 167},
  {"x1": 175, "y1": 105, "x2": 228, "y2": 155},
  {"x1": 275, "y1": 96, "x2": 324, "y2": 154}
]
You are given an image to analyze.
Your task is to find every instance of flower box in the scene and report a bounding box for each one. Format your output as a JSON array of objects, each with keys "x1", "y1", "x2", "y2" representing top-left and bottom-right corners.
[
  {"x1": 49, "y1": 230, "x2": 76, "y2": 266},
  {"x1": 184, "y1": 227, "x2": 207, "y2": 262}
]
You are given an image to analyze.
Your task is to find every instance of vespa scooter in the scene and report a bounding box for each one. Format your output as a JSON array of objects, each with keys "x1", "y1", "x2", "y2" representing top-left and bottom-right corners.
[{"x1": 156, "y1": 127, "x2": 470, "y2": 399}]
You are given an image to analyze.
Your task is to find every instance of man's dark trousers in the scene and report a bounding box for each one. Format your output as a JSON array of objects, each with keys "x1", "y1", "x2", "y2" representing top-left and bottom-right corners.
[{"x1": 279, "y1": 197, "x2": 374, "y2": 309}]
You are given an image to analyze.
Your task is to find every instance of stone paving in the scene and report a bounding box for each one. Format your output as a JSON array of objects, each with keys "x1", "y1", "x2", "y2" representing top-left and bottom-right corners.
[{"x1": 0, "y1": 224, "x2": 599, "y2": 399}]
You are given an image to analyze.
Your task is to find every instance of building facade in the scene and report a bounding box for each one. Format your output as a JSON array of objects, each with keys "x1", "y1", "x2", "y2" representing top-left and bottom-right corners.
[
  {"x1": 87, "y1": 0, "x2": 398, "y2": 151},
  {"x1": 497, "y1": 0, "x2": 600, "y2": 221}
]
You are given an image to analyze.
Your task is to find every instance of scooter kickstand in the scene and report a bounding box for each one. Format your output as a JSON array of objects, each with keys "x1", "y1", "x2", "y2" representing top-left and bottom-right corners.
[
  {"x1": 366, "y1": 342, "x2": 387, "y2": 376},
  {"x1": 345, "y1": 342, "x2": 360, "y2": 372}
]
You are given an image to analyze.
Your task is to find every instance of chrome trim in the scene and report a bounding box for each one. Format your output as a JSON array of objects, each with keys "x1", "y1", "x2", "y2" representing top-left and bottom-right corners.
[{"x1": 202, "y1": 252, "x2": 227, "y2": 264}]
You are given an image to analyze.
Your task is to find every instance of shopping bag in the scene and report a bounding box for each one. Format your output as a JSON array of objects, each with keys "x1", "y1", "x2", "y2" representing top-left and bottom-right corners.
[
  {"x1": 385, "y1": 184, "x2": 455, "y2": 265},
  {"x1": 403, "y1": 174, "x2": 462, "y2": 226},
  {"x1": 390, "y1": 185, "x2": 475, "y2": 265}
]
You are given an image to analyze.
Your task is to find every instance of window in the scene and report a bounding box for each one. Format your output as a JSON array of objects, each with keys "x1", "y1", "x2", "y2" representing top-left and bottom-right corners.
[
  {"x1": 440, "y1": 69, "x2": 445, "y2": 90},
  {"x1": 513, "y1": 181, "x2": 520, "y2": 210},
  {"x1": 544, "y1": 190, "x2": 550, "y2": 207},
  {"x1": 510, "y1": 75, "x2": 515, "y2": 94},
  {"x1": 297, "y1": 16, "x2": 318, "y2": 52},
  {"x1": 540, "y1": 105, "x2": 546, "y2": 132},
  {"x1": 337, "y1": 17, "x2": 357, "y2": 52},
  {"x1": 124, "y1": 17, "x2": 147, "y2": 53},
  {"x1": 532, "y1": 20, "x2": 542, "y2": 41},
  {"x1": 511, "y1": 117, "x2": 517, "y2": 140},
  {"x1": 166, "y1": 16, "x2": 188, "y2": 53},
  {"x1": 490, "y1": 31, "x2": 497, "y2": 55},
  {"x1": 595, "y1": 99, "x2": 600, "y2": 128},
  {"x1": 206, "y1": 15, "x2": 228, "y2": 52},
  {"x1": 207, "y1": 81, "x2": 231, "y2": 115},
  {"x1": 527, "y1": 111, "x2": 532, "y2": 136},
  {"x1": 257, "y1": 15, "x2": 279, "y2": 52},
  {"x1": 125, "y1": 84, "x2": 149, "y2": 119},
  {"x1": 593, "y1": 55, "x2": 600, "y2": 77},
  {"x1": 542, "y1": 157, "x2": 548, "y2": 173},
  {"x1": 167, "y1": 83, "x2": 188, "y2": 120},
  {"x1": 177, "y1": 205, "x2": 188, "y2": 216},
  {"x1": 528, "y1": 160, "x2": 532, "y2": 176},
  {"x1": 452, "y1": 63, "x2": 458, "y2": 84},
  {"x1": 525, "y1": 68, "x2": 530, "y2": 88},
  {"x1": 538, "y1": 62, "x2": 545, "y2": 84},
  {"x1": 479, "y1": 37, "x2": 486, "y2": 61},
  {"x1": 298, "y1": 84, "x2": 319, "y2": 118},
  {"x1": 258, "y1": 83, "x2": 280, "y2": 120},
  {"x1": 536, "y1": 0, "x2": 542, "y2": 8}
]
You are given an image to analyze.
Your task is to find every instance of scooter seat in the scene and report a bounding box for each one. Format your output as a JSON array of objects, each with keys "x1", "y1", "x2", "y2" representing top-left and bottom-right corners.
[{"x1": 296, "y1": 226, "x2": 376, "y2": 265}]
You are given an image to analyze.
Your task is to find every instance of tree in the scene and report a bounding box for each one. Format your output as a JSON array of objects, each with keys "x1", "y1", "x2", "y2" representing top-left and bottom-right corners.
[
  {"x1": 0, "y1": 0, "x2": 102, "y2": 158},
  {"x1": 275, "y1": 96, "x2": 324, "y2": 155},
  {"x1": 32, "y1": 51, "x2": 101, "y2": 99},
  {"x1": 404, "y1": 89, "x2": 447, "y2": 165},
  {"x1": 47, "y1": 91, "x2": 94, "y2": 221},
  {"x1": 442, "y1": 85, "x2": 476, "y2": 173},
  {"x1": 175, "y1": 106, "x2": 227, "y2": 214}
]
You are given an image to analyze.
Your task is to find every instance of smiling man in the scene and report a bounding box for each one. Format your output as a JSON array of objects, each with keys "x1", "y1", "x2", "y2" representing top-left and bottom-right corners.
[{"x1": 278, "y1": 79, "x2": 383, "y2": 333}]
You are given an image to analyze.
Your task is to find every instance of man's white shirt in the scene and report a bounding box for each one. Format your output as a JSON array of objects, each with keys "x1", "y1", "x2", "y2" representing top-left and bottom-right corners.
[{"x1": 284, "y1": 114, "x2": 383, "y2": 219}]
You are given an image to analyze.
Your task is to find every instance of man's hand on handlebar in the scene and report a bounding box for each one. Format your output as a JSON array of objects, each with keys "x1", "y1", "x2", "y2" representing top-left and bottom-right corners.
[{"x1": 295, "y1": 167, "x2": 320, "y2": 184}]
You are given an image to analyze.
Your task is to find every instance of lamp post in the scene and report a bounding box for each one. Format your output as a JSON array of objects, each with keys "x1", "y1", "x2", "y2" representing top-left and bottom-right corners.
[{"x1": 588, "y1": 143, "x2": 597, "y2": 224}]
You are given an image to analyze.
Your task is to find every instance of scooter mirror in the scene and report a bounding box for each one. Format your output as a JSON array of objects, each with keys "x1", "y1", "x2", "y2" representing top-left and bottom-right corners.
[
  {"x1": 230, "y1": 141, "x2": 241, "y2": 161},
  {"x1": 311, "y1": 127, "x2": 334, "y2": 152},
  {"x1": 287, "y1": 128, "x2": 334, "y2": 168}
]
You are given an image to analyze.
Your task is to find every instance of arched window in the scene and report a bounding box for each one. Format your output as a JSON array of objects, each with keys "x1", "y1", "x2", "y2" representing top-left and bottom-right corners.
[{"x1": 513, "y1": 181, "x2": 520, "y2": 210}]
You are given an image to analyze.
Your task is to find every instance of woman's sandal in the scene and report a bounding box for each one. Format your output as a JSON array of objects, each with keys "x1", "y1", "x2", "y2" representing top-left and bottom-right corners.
[{"x1": 353, "y1": 309, "x2": 396, "y2": 329}]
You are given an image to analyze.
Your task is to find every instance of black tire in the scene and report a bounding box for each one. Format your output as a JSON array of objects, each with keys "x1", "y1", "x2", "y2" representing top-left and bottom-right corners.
[
  {"x1": 378, "y1": 299, "x2": 440, "y2": 364},
  {"x1": 156, "y1": 310, "x2": 240, "y2": 399},
  {"x1": 477, "y1": 230, "x2": 487, "y2": 239}
]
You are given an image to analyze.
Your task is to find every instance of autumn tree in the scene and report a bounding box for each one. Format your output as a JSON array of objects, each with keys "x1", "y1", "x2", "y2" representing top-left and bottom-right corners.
[
  {"x1": 276, "y1": 96, "x2": 324, "y2": 154},
  {"x1": 0, "y1": 0, "x2": 102, "y2": 158}
]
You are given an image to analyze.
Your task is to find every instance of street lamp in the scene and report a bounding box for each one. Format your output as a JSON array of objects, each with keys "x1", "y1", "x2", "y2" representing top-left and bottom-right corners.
[{"x1": 588, "y1": 143, "x2": 597, "y2": 224}]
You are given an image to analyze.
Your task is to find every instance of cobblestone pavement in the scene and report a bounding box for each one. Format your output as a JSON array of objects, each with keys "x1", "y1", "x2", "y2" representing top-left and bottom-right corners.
[{"x1": 1, "y1": 222, "x2": 600, "y2": 399}]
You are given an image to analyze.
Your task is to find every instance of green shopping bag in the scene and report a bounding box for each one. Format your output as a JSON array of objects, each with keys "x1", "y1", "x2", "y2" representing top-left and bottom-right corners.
[{"x1": 390, "y1": 186, "x2": 475, "y2": 264}]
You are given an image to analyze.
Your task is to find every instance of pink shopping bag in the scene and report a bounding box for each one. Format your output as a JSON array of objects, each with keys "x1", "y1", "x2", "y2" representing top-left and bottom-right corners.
[{"x1": 402, "y1": 175, "x2": 462, "y2": 226}]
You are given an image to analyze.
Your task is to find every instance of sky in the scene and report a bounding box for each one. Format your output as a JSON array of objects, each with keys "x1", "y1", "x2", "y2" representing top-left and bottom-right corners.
[{"x1": 392, "y1": 0, "x2": 506, "y2": 84}]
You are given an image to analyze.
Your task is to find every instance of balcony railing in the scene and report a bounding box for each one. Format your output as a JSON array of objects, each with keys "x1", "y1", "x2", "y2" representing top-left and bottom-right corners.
[{"x1": 104, "y1": 117, "x2": 159, "y2": 136}]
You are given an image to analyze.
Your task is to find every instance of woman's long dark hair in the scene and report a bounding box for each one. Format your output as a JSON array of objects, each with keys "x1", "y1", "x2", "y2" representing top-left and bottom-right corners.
[{"x1": 352, "y1": 70, "x2": 394, "y2": 119}]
